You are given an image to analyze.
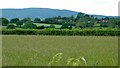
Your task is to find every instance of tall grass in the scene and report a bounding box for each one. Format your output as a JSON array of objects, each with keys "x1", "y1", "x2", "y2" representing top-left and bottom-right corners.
[{"x1": 2, "y1": 36, "x2": 118, "y2": 66}]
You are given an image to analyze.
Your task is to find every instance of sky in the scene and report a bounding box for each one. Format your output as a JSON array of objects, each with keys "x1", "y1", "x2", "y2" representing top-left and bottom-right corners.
[{"x1": 0, "y1": 0, "x2": 119, "y2": 16}]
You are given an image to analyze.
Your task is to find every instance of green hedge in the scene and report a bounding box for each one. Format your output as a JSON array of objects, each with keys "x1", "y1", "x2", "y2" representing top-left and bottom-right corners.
[{"x1": 2, "y1": 29, "x2": 119, "y2": 36}]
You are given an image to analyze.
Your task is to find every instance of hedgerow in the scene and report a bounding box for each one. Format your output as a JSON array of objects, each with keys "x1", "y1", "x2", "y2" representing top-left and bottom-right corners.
[{"x1": 2, "y1": 29, "x2": 119, "y2": 36}]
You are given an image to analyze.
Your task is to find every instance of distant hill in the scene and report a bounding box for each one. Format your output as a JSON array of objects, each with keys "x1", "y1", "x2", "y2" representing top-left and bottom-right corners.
[
  {"x1": 1, "y1": 8, "x2": 78, "y2": 19},
  {"x1": 92, "y1": 15, "x2": 118, "y2": 19},
  {"x1": 1, "y1": 8, "x2": 118, "y2": 19}
]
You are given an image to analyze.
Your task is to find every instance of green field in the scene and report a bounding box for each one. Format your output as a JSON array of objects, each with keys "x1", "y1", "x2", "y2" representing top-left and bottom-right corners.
[
  {"x1": 33, "y1": 23, "x2": 62, "y2": 28},
  {"x1": 2, "y1": 36, "x2": 118, "y2": 66}
]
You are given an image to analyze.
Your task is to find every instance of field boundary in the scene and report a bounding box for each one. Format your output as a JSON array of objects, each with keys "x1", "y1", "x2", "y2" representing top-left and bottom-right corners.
[{"x1": 1, "y1": 29, "x2": 119, "y2": 36}]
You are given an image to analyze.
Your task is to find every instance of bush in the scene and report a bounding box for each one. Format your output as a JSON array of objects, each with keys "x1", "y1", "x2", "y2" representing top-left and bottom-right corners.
[
  {"x1": 37, "y1": 25, "x2": 45, "y2": 29},
  {"x1": 16, "y1": 21, "x2": 23, "y2": 27},
  {"x1": 60, "y1": 23, "x2": 69, "y2": 29},
  {"x1": 23, "y1": 21, "x2": 37, "y2": 29},
  {"x1": 7, "y1": 24, "x2": 15, "y2": 29},
  {"x1": 49, "y1": 24, "x2": 55, "y2": 28},
  {"x1": 100, "y1": 23, "x2": 108, "y2": 27}
]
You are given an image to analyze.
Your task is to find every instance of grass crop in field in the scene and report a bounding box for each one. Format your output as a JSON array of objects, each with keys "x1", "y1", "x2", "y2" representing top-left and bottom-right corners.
[{"x1": 2, "y1": 35, "x2": 118, "y2": 66}]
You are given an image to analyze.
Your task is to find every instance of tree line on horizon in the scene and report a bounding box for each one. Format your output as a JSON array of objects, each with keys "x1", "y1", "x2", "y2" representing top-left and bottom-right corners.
[{"x1": 0, "y1": 12, "x2": 120, "y2": 29}]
